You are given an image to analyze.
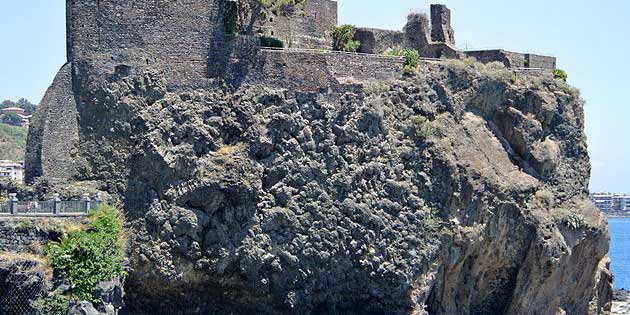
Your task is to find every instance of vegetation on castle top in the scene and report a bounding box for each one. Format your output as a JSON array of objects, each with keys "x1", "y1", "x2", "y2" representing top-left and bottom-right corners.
[
  {"x1": 260, "y1": 35, "x2": 285, "y2": 48},
  {"x1": 331, "y1": 24, "x2": 361, "y2": 52},
  {"x1": 44, "y1": 204, "x2": 126, "y2": 302},
  {"x1": 384, "y1": 48, "x2": 419, "y2": 75},
  {"x1": 553, "y1": 69, "x2": 568, "y2": 82}
]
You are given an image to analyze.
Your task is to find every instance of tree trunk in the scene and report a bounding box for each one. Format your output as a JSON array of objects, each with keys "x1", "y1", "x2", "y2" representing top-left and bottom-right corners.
[
  {"x1": 237, "y1": 0, "x2": 245, "y2": 34},
  {"x1": 246, "y1": 2, "x2": 262, "y2": 34}
]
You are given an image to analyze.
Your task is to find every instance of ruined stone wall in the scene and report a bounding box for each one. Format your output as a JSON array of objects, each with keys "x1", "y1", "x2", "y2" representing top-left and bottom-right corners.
[
  {"x1": 25, "y1": 63, "x2": 79, "y2": 183},
  {"x1": 231, "y1": 49, "x2": 404, "y2": 92},
  {"x1": 465, "y1": 50, "x2": 520, "y2": 67},
  {"x1": 353, "y1": 12, "x2": 453, "y2": 59},
  {"x1": 354, "y1": 28, "x2": 405, "y2": 54},
  {"x1": 430, "y1": 4, "x2": 455, "y2": 45},
  {"x1": 526, "y1": 53, "x2": 556, "y2": 69},
  {"x1": 67, "y1": 0, "x2": 226, "y2": 89},
  {"x1": 255, "y1": 0, "x2": 337, "y2": 49},
  {"x1": 465, "y1": 50, "x2": 556, "y2": 70}
]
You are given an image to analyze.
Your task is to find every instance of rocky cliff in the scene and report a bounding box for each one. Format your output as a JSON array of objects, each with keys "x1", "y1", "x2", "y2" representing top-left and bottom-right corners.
[{"x1": 33, "y1": 61, "x2": 612, "y2": 314}]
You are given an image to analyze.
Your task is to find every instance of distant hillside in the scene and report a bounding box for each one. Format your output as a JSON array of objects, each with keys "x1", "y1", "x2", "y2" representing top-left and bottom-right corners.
[{"x1": 0, "y1": 123, "x2": 27, "y2": 161}]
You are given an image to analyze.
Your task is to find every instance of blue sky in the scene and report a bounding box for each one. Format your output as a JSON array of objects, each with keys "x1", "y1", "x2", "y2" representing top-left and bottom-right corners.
[{"x1": 0, "y1": 1, "x2": 628, "y2": 193}]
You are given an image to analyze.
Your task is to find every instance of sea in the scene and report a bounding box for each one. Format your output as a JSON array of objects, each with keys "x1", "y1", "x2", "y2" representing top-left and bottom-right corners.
[{"x1": 610, "y1": 217, "x2": 630, "y2": 289}]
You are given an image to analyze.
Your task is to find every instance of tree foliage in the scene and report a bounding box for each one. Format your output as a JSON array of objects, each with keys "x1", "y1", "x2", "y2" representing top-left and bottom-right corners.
[
  {"x1": 1, "y1": 98, "x2": 37, "y2": 115},
  {"x1": 1, "y1": 112, "x2": 22, "y2": 126},
  {"x1": 44, "y1": 205, "x2": 126, "y2": 302},
  {"x1": 553, "y1": 69, "x2": 568, "y2": 82},
  {"x1": 331, "y1": 25, "x2": 360, "y2": 52}
]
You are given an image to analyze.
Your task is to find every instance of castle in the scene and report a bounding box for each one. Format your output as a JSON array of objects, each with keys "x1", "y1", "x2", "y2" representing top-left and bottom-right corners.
[{"x1": 26, "y1": 0, "x2": 556, "y2": 183}]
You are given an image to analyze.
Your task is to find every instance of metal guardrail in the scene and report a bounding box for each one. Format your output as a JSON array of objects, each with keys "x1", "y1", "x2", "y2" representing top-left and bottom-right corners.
[{"x1": 0, "y1": 193, "x2": 101, "y2": 217}]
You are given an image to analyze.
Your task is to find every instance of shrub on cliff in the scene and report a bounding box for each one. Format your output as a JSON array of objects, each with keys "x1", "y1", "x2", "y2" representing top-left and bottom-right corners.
[
  {"x1": 553, "y1": 69, "x2": 568, "y2": 82},
  {"x1": 411, "y1": 114, "x2": 433, "y2": 140},
  {"x1": 44, "y1": 205, "x2": 126, "y2": 302},
  {"x1": 384, "y1": 48, "x2": 419, "y2": 75},
  {"x1": 34, "y1": 294, "x2": 69, "y2": 315},
  {"x1": 331, "y1": 24, "x2": 360, "y2": 52}
]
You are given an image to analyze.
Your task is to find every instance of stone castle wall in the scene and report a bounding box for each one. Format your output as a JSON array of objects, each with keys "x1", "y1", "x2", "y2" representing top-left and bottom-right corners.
[
  {"x1": 465, "y1": 50, "x2": 556, "y2": 70},
  {"x1": 255, "y1": 0, "x2": 337, "y2": 49},
  {"x1": 430, "y1": 4, "x2": 455, "y2": 45},
  {"x1": 354, "y1": 28, "x2": 405, "y2": 55},
  {"x1": 25, "y1": 63, "x2": 79, "y2": 183},
  {"x1": 352, "y1": 8, "x2": 458, "y2": 59},
  {"x1": 67, "y1": 0, "x2": 226, "y2": 89},
  {"x1": 230, "y1": 49, "x2": 405, "y2": 92}
]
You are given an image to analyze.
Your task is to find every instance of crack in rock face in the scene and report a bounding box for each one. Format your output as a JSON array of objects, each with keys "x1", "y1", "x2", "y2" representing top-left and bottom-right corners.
[{"x1": 53, "y1": 62, "x2": 611, "y2": 314}]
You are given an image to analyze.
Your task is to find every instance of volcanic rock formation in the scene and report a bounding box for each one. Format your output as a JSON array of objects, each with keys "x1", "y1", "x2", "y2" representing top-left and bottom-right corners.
[{"x1": 24, "y1": 60, "x2": 611, "y2": 314}]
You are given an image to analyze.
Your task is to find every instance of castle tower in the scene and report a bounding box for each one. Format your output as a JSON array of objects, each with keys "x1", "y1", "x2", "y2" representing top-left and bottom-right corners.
[{"x1": 430, "y1": 4, "x2": 455, "y2": 45}]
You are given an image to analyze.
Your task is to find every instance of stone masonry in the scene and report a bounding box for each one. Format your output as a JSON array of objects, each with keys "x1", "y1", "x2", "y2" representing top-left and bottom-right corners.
[
  {"x1": 465, "y1": 50, "x2": 557, "y2": 69},
  {"x1": 26, "y1": 1, "x2": 558, "y2": 184},
  {"x1": 430, "y1": 4, "x2": 455, "y2": 45},
  {"x1": 254, "y1": 0, "x2": 337, "y2": 49},
  {"x1": 353, "y1": 6, "x2": 460, "y2": 59},
  {"x1": 25, "y1": 63, "x2": 79, "y2": 183}
]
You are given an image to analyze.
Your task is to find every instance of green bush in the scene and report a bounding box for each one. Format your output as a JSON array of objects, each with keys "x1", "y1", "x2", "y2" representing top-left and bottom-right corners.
[
  {"x1": 19, "y1": 219, "x2": 32, "y2": 230},
  {"x1": 385, "y1": 48, "x2": 419, "y2": 71},
  {"x1": 45, "y1": 205, "x2": 126, "y2": 302},
  {"x1": 411, "y1": 115, "x2": 433, "y2": 140},
  {"x1": 330, "y1": 24, "x2": 360, "y2": 52},
  {"x1": 260, "y1": 36, "x2": 285, "y2": 48},
  {"x1": 553, "y1": 69, "x2": 568, "y2": 82},
  {"x1": 34, "y1": 294, "x2": 69, "y2": 315}
]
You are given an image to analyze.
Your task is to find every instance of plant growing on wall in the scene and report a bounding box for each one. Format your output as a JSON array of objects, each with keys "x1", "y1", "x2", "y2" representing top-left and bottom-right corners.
[
  {"x1": 553, "y1": 69, "x2": 568, "y2": 82},
  {"x1": 34, "y1": 294, "x2": 69, "y2": 315},
  {"x1": 384, "y1": 48, "x2": 419, "y2": 74},
  {"x1": 330, "y1": 25, "x2": 360, "y2": 52}
]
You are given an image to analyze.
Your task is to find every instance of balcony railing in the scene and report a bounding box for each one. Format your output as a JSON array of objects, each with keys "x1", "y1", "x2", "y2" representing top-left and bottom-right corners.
[{"x1": 0, "y1": 193, "x2": 101, "y2": 217}]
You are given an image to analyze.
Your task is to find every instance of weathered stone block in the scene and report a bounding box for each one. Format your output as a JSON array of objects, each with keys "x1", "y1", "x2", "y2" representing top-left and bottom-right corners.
[{"x1": 430, "y1": 4, "x2": 455, "y2": 45}]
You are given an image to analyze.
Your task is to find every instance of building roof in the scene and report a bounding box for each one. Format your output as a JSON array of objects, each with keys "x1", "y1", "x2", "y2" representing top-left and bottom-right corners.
[{"x1": 1, "y1": 107, "x2": 26, "y2": 112}]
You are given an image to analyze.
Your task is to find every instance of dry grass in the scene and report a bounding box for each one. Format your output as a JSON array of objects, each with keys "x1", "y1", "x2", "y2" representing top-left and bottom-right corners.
[
  {"x1": 216, "y1": 143, "x2": 245, "y2": 155},
  {"x1": 0, "y1": 251, "x2": 53, "y2": 281}
]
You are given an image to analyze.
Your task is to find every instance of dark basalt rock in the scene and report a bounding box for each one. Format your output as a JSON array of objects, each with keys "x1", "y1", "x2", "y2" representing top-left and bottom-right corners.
[{"x1": 30, "y1": 62, "x2": 612, "y2": 315}]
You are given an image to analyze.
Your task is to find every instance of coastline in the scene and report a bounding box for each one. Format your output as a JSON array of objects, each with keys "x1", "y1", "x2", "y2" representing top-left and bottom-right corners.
[{"x1": 606, "y1": 216, "x2": 630, "y2": 219}]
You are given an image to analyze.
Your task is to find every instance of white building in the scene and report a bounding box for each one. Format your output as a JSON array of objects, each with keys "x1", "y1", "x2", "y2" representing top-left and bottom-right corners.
[
  {"x1": 0, "y1": 160, "x2": 24, "y2": 183},
  {"x1": 591, "y1": 192, "x2": 630, "y2": 214},
  {"x1": 591, "y1": 193, "x2": 614, "y2": 212}
]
